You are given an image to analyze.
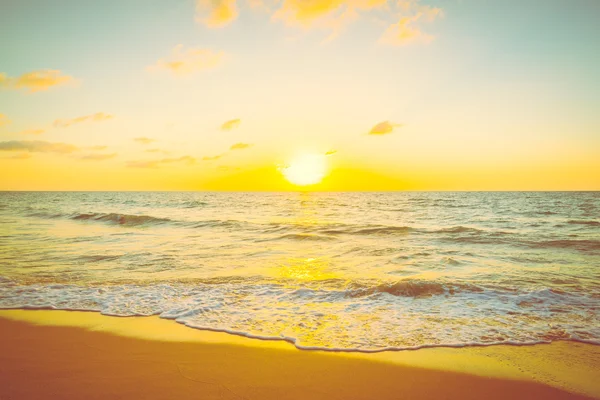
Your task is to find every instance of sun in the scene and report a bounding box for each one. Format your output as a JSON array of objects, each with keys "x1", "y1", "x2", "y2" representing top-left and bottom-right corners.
[{"x1": 281, "y1": 153, "x2": 327, "y2": 186}]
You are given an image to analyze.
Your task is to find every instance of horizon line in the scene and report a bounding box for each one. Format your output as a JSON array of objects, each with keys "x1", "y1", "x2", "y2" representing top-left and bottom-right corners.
[{"x1": 1, "y1": 190, "x2": 598, "y2": 193}]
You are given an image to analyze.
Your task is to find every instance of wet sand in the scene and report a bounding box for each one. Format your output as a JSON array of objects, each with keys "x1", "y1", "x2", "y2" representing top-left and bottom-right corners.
[{"x1": 0, "y1": 310, "x2": 598, "y2": 399}]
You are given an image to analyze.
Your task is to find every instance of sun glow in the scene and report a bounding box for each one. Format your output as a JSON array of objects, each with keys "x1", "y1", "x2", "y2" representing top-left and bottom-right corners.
[{"x1": 281, "y1": 153, "x2": 327, "y2": 186}]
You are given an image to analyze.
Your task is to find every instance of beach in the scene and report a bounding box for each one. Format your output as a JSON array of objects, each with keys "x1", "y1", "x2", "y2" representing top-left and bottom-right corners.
[
  {"x1": 2, "y1": 0, "x2": 599, "y2": 397},
  {"x1": 1, "y1": 310, "x2": 599, "y2": 400}
]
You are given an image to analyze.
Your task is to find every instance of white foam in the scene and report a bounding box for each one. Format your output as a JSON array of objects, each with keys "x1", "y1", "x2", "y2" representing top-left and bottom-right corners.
[{"x1": 0, "y1": 279, "x2": 598, "y2": 352}]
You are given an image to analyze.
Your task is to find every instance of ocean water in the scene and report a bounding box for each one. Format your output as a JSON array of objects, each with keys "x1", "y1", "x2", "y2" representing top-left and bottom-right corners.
[{"x1": 0, "y1": 191, "x2": 598, "y2": 351}]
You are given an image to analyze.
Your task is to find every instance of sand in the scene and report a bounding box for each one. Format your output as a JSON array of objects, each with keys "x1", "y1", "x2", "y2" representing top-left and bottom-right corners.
[{"x1": 0, "y1": 310, "x2": 598, "y2": 399}]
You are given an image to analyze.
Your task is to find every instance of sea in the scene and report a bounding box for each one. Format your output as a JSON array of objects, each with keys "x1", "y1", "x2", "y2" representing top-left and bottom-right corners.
[{"x1": 0, "y1": 191, "x2": 598, "y2": 351}]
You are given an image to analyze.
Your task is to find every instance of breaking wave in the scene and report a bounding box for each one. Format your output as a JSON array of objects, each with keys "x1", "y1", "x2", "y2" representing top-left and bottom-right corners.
[
  {"x1": 0, "y1": 276, "x2": 598, "y2": 351},
  {"x1": 71, "y1": 212, "x2": 172, "y2": 226}
]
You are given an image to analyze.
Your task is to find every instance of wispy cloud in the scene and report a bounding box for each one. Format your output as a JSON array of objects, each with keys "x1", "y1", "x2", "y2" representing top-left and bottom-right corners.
[
  {"x1": 0, "y1": 70, "x2": 75, "y2": 92},
  {"x1": 196, "y1": 0, "x2": 238, "y2": 27},
  {"x1": 230, "y1": 142, "x2": 253, "y2": 150},
  {"x1": 81, "y1": 153, "x2": 117, "y2": 161},
  {"x1": 379, "y1": 1, "x2": 442, "y2": 45},
  {"x1": 397, "y1": 0, "x2": 442, "y2": 20},
  {"x1": 53, "y1": 112, "x2": 113, "y2": 128},
  {"x1": 221, "y1": 118, "x2": 241, "y2": 131},
  {"x1": 0, "y1": 114, "x2": 10, "y2": 127},
  {"x1": 202, "y1": 154, "x2": 223, "y2": 161},
  {"x1": 368, "y1": 121, "x2": 402, "y2": 135},
  {"x1": 149, "y1": 45, "x2": 225, "y2": 76},
  {"x1": 0, "y1": 140, "x2": 79, "y2": 154},
  {"x1": 161, "y1": 156, "x2": 196, "y2": 164},
  {"x1": 133, "y1": 137, "x2": 156, "y2": 145},
  {"x1": 19, "y1": 129, "x2": 45, "y2": 135},
  {"x1": 127, "y1": 155, "x2": 196, "y2": 168},
  {"x1": 325, "y1": 149, "x2": 337, "y2": 156}
]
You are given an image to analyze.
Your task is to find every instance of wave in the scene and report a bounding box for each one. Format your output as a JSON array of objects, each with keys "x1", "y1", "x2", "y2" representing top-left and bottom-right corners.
[
  {"x1": 347, "y1": 280, "x2": 484, "y2": 298},
  {"x1": 434, "y1": 226, "x2": 483, "y2": 234},
  {"x1": 567, "y1": 220, "x2": 600, "y2": 227},
  {"x1": 321, "y1": 226, "x2": 414, "y2": 236},
  {"x1": 28, "y1": 210, "x2": 413, "y2": 235},
  {"x1": 191, "y1": 219, "x2": 247, "y2": 229},
  {"x1": 181, "y1": 200, "x2": 209, "y2": 209},
  {"x1": 166, "y1": 320, "x2": 600, "y2": 353},
  {"x1": 1, "y1": 278, "x2": 598, "y2": 352},
  {"x1": 27, "y1": 210, "x2": 250, "y2": 230},
  {"x1": 528, "y1": 239, "x2": 600, "y2": 252},
  {"x1": 261, "y1": 233, "x2": 337, "y2": 242},
  {"x1": 351, "y1": 280, "x2": 445, "y2": 297},
  {"x1": 443, "y1": 236, "x2": 511, "y2": 245},
  {"x1": 71, "y1": 212, "x2": 172, "y2": 226}
]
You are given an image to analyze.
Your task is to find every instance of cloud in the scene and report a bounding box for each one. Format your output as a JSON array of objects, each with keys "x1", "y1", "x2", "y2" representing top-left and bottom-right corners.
[
  {"x1": 53, "y1": 112, "x2": 114, "y2": 128},
  {"x1": 161, "y1": 156, "x2": 196, "y2": 164},
  {"x1": 192, "y1": 0, "x2": 441, "y2": 44},
  {"x1": 368, "y1": 121, "x2": 402, "y2": 135},
  {"x1": 0, "y1": 114, "x2": 9, "y2": 127},
  {"x1": 379, "y1": 14, "x2": 430, "y2": 45},
  {"x1": 202, "y1": 154, "x2": 223, "y2": 161},
  {"x1": 19, "y1": 129, "x2": 45, "y2": 135},
  {"x1": 196, "y1": 0, "x2": 238, "y2": 27},
  {"x1": 325, "y1": 149, "x2": 337, "y2": 156},
  {"x1": 127, "y1": 155, "x2": 196, "y2": 168},
  {"x1": 379, "y1": 2, "x2": 442, "y2": 45},
  {"x1": 273, "y1": 0, "x2": 386, "y2": 30},
  {"x1": 0, "y1": 70, "x2": 74, "y2": 92},
  {"x1": 149, "y1": 45, "x2": 225, "y2": 76},
  {"x1": 88, "y1": 145, "x2": 108, "y2": 151},
  {"x1": 397, "y1": 0, "x2": 442, "y2": 20},
  {"x1": 134, "y1": 137, "x2": 155, "y2": 145},
  {"x1": 221, "y1": 118, "x2": 241, "y2": 131},
  {"x1": 81, "y1": 153, "x2": 117, "y2": 161},
  {"x1": 0, "y1": 140, "x2": 79, "y2": 154},
  {"x1": 230, "y1": 142, "x2": 253, "y2": 150}
]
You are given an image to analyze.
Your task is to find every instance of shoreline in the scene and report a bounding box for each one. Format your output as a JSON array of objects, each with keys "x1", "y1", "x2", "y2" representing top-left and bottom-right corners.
[
  {"x1": 1, "y1": 310, "x2": 599, "y2": 399},
  {"x1": 2, "y1": 307, "x2": 598, "y2": 353}
]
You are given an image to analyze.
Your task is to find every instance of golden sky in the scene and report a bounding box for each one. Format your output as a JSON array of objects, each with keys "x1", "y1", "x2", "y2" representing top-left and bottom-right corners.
[{"x1": 0, "y1": 0, "x2": 598, "y2": 190}]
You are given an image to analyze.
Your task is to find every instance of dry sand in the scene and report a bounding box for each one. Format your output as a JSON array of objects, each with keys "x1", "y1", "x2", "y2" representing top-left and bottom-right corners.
[{"x1": 1, "y1": 310, "x2": 599, "y2": 399}]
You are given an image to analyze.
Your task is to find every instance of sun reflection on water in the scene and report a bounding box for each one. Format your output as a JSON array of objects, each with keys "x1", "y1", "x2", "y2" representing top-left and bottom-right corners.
[{"x1": 278, "y1": 257, "x2": 339, "y2": 282}]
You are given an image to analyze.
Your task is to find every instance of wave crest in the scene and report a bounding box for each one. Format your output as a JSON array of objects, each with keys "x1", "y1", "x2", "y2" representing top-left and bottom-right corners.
[
  {"x1": 71, "y1": 212, "x2": 172, "y2": 226},
  {"x1": 348, "y1": 280, "x2": 484, "y2": 298}
]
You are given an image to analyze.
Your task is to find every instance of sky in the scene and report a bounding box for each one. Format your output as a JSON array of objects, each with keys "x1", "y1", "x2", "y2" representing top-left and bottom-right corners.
[{"x1": 0, "y1": 0, "x2": 598, "y2": 191}]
